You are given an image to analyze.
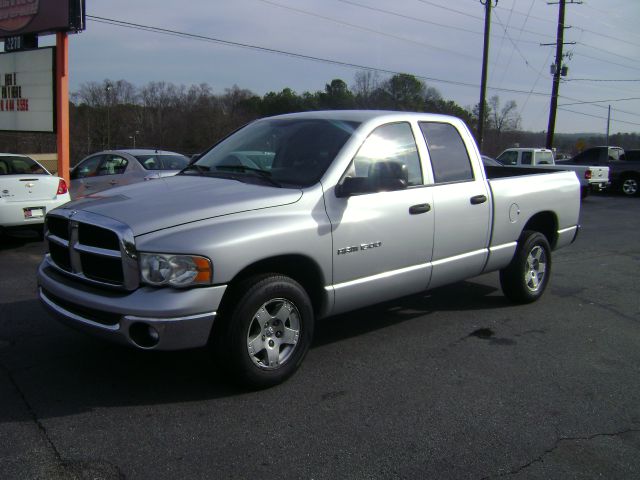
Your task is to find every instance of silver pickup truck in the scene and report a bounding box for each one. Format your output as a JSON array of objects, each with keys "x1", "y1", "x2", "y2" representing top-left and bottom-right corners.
[{"x1": 37, "y1": 111, "x2": 581, "y2": 388}]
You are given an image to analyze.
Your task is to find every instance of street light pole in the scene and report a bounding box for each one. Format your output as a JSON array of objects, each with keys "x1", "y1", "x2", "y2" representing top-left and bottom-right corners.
[{"x1": 105, "y1": 82, "x2": 112, "y2": 149}]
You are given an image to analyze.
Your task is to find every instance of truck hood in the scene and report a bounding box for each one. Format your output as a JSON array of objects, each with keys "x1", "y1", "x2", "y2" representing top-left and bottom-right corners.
[{"x1": 63, "y1": 175, "x2": 303, "y2": 235}]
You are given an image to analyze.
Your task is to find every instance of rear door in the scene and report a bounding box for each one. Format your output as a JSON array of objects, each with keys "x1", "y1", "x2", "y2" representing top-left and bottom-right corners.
[
  {"x1": 418, "y1": 121, "x2": 491, "y2": 289},
  {"x1": 95, "y1": 154, "x2": 133, "y2": 190}
]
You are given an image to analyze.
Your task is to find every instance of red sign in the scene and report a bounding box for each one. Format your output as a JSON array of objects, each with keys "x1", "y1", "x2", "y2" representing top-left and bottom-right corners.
[
  {"x1": 0, "y1": 1, "x2": 39, "y2": 33},
  {"x1": 0, "y1": 0, "x2": 84, "y2": 38}
]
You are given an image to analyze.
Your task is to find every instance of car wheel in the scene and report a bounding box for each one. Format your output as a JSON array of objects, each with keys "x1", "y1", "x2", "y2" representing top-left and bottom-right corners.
[
  {"x1": 621, "y1": 176, "x2": 639, "y2": 196},
  {"x1": 215, "y1": 274, "x2": 314, "y2": 389},
  {"x1": 500, "y1": 230, "x2": 552, "y2": 304},
  {"x1": 580, "y1": 186, "x2": 589, "y2": 200}
]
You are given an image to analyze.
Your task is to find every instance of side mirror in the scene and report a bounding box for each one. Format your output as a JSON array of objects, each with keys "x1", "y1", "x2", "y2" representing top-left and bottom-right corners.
[
  {"x1": 336, "y1": 161, "x2": 408, "y2": 198},
  {"x1": 336, "y1": 177, "x2": 371, "y2": 197}
]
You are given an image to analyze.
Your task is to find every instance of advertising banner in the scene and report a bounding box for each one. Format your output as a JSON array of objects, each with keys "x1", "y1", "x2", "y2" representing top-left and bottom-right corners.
[
  {"x1": 0, "y1": 47, "x2": 54, "y2": 132},
  {"x1": 0, "y1": 0, "x2": 85, "y2": 38}
]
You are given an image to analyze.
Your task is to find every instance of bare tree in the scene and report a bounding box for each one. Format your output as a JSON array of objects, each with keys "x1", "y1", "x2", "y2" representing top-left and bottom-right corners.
[{"x1": 488, "y1": 95, "x2": 521, "y2": 134}]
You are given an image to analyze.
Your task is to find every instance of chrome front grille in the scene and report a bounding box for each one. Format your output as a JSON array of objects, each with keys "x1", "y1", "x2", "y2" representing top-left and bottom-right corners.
[{"x1": 45, "y1": 209, "x2": 139, "y2": 290}]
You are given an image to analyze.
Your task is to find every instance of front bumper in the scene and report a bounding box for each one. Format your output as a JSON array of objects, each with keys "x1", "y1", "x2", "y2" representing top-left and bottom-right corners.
[{"x1": 38, "y1": 259, "x2": 227, "y2": 350}]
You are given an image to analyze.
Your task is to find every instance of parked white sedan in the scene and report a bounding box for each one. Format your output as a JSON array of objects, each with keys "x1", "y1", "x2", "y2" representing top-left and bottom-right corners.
[{"x1": 0, "y1": 154, "x2": 71, "y2": 238}]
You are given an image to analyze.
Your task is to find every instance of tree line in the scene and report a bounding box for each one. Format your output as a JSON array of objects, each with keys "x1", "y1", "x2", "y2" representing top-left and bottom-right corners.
[{"x1": 0, "y1": 71, "x2": 637, "y2": 165}]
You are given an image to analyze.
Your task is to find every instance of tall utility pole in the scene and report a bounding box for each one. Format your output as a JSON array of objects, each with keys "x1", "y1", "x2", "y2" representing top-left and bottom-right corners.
[
  {"x1": 606, "y1": 105, "x2": 611, "y2": 146},
  {"x1": 477, "y1": 0, "x2": 496, "y2": 152},
  {"x1": 545, "y1": 0, "x2": 581, "y2": 149}
]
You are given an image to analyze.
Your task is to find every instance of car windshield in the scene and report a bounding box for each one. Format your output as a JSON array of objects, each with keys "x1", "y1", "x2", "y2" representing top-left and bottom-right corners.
[
  {"x1": 0, "y1": 155, "x2": 48, "y2": 175},
  {"x1": 188, "y1": 118, "x2": 360, "y2": 187},
  {"x1": 134, "y1": 154, "x2": 189, "y2": 170}
]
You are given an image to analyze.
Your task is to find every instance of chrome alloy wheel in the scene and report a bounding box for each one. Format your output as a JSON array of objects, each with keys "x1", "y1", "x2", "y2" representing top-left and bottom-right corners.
[
  {"x1": 246, "y1": 298, "x2": 301, "y2": 370},
  {"x1": 525, "y1": 245, "x2": 547, "y2": 292},
  {"x1": 622, "y1": 178, "x2": 638, "y2": 196}
]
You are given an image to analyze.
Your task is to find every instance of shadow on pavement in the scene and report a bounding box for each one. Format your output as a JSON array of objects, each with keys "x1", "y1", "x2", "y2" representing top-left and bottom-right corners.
[{"x1": 0, "y1": 278, "x2": 509, "y2": 422}]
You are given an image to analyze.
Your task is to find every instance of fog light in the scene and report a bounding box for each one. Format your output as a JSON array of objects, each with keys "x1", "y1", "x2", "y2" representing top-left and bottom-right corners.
[{"x1": 129, "y1": 322, "x2": 160, "y2": 348}]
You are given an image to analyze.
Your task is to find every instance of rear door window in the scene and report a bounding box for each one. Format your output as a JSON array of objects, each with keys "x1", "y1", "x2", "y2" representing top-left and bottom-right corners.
[
  {"x1": 98, "y1": 155, "x2": 128, "y2": 176},
  {"x1": 521, "y1": 152, "x2": 533, "y2": 165},
  {"x1": 135, "y1": 154, "x2": 189, "y2": 170},
  {"x1": 419, "y1": 122, "x2": 473, "y2": 183}
]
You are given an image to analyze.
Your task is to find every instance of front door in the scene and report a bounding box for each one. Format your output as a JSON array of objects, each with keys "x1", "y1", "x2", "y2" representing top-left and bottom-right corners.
[{"x1": 324, "y1": 122, "x2": 434, "y2": 315}]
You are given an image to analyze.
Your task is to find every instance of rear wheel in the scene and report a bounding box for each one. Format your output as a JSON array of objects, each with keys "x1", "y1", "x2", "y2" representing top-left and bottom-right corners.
[
  {"x1": 500, "y1": 230, "x2": 551, "y2": 304},
  {"x1": 214, "y1": 274, "x2": 314, "y2": 389},
  {"x1": 620, "y1": 176, "x2": 639, "y2": 196}
]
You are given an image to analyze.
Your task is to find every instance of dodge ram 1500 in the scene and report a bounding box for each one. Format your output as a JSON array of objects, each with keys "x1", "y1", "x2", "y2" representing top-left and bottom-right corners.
[{"x1": 38, "y1": 111, "x2": 581, "y2": 388}]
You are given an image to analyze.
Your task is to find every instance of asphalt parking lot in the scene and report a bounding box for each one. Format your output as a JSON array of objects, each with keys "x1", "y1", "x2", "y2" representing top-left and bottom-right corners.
[{"x1": 1, "y1": 193, "x2": 639, "y2": 479}]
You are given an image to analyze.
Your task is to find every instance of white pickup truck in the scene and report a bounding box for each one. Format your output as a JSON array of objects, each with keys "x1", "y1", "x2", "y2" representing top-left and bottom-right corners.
[
  {"x1": 38, "y1": 111, "x2": 581, "y2": 388},
  {"x1": 496, "y1": 147, "x2": 609, "y2": 198}
]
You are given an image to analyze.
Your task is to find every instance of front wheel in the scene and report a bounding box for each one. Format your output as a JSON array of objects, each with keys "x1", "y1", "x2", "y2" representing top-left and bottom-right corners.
[
  {"x1": 215, "y1": 274, "x2": 314, "y2": 389},
  {"x1": 500, "y1": 231, "x2": 552, "y2": 304}
]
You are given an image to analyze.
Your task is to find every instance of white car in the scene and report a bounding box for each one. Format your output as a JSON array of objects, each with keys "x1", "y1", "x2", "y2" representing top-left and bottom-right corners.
[{"x1": 0, "y1": 154, "x2": 71, "y2": 238}]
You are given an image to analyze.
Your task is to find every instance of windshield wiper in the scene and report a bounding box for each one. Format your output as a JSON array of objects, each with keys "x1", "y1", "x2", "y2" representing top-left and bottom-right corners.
[
  {"x1": 181, "y1": 164, "x2": 210, "y2": 175},
  {"x1": 215, "y1": 165, "x2": 281, "y2": 187}
]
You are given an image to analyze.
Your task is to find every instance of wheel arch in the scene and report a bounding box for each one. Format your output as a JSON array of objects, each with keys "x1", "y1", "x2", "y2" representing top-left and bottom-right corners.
[
  {"x1": 520, "y1": 211, "x2": 558, "y2": 249},
  {"x1": 219, "y1": 254, "x2": 328, "y2": 318}
]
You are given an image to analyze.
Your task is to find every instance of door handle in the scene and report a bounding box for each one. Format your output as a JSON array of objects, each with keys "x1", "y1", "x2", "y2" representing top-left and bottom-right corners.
[
  {"x1": 109, "y1": 180, "x2": 118, "y2": 185},
  {"x1": 409, "y1": 203, "x2": 431, "y2": 214},
  {"x1": 470, "y1": 195, "x2": 487, "y2": 205}
]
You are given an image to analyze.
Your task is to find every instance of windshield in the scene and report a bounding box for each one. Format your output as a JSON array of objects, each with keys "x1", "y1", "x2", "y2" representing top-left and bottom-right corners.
[
  {"x1": 190, "y1": 118, "x2": 360, "y2": 187},
  {"x1": 134, "y1": 154, "x2": 189, "y2": 170},
  {"x1": 0, "y1": 155, "x2": 48, "y2": 175}
]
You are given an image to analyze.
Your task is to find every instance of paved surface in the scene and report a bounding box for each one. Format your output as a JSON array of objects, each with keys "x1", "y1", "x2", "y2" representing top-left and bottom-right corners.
[{"x1": 1, "y1": 194, "x2": 639, "y2": 479}]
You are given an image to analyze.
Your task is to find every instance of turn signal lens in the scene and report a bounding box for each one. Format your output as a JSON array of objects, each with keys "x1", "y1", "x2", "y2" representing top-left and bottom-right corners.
[
  {"x1": 584, "y1": 169, "x2": 592, "y2": 180},
  {"x1": 57, "y1": 179, "x2": 68, "y2": 195}
]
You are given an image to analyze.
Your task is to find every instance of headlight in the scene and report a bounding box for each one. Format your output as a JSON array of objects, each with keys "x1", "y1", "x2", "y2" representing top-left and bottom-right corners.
[{"x1": 140, "y1": 253, "x2": 212, "y2": 287}]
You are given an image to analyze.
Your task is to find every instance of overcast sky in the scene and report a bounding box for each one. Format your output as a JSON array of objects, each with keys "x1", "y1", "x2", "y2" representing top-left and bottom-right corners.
[{"x1": 40, "y1": 0, "x2": 640, "y2": 134}]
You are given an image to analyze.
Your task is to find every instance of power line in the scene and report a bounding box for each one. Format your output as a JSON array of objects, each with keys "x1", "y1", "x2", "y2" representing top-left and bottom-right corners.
[
  {"x1": 559, "y1": 97, "x2": 640, "y2": 107},
  {"x1": 415, "y1": 0, "x2": 483, "y2": 21},
  {"x1": 488, "y1": 1, "x2": 516, "y2": 85},
  {"x1": 577, "y1": 41, "x2": 640, "y2": 64},
  {"x1": 494, "y1": 0, "x2": 537, "y2": 89},
  {"x1": 255, "y1": 0, "x2": 479, "y2": 61},
  {"x1": 339, "y1": 0, "x2": 547, "y2": 46},
  {"x1": 337, "y1": 0, "x2": 485, "y2": 37},
  {"x1": 563, "y1": 78, "x2": 640, "y2": 83},
  {"x1": 87, "y1": 15, "x2": 555, "y2": 98},
  {"x1": 557, "y1": 107, "x2": 640, "y2": 127},
  {"x1": 491, "y1": 9, "x2": 539, "y2": 74},
  {"x1": 491, "y1": 1, "x2": 640, "y2": 49}
]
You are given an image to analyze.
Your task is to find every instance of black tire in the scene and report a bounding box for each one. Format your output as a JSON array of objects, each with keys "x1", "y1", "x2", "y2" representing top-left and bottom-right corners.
[
  {"x1": 500, "y1": 230, "x2": 552, "y2": 304},
  {"x1": 620, "y1": 175, "x2": 639, "y2": 197},
  {"x1": 214, "y1": 274, "x2": 314, "y2": 389},
  {"x1": 580, "y1": 186, "x2": 589, "y2": 200}
]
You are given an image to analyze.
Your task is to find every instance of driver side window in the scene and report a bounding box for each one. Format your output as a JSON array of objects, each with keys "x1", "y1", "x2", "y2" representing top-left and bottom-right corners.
[{"x1": 347, "y1": 122, "x2": 423, "y2": 187}]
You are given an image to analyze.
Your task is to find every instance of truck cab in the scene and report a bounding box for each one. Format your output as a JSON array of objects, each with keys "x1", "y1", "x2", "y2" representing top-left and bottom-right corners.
[{"x1": 497, "y1": 148, "x2": 555, "y2": 166}]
